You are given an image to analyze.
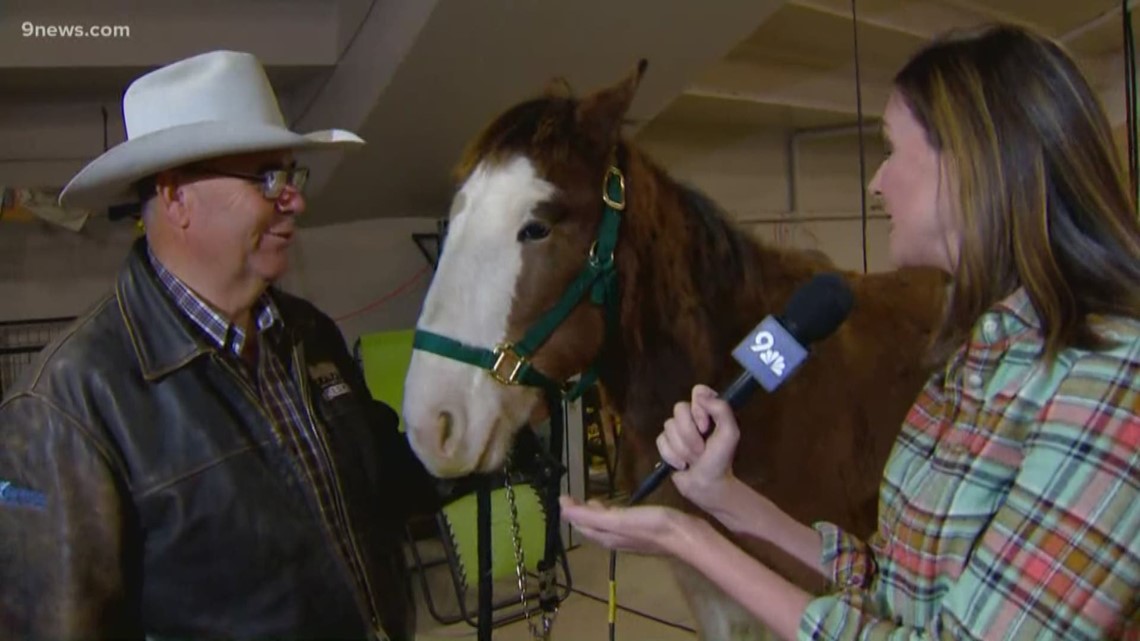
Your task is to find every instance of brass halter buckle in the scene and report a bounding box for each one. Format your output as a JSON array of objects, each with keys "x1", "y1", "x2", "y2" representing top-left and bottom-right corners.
[
  {"x1": 491, "y1": 342, "x2": 528, "y2": 385},
  {"x1": 601, "y1": 165, "x2": 626, "y2": 211}
]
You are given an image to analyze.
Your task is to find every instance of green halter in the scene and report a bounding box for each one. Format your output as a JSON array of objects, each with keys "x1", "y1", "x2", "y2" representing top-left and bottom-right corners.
[{"x1": 413, "y1": 163, "x2": 625, "y2": 403}]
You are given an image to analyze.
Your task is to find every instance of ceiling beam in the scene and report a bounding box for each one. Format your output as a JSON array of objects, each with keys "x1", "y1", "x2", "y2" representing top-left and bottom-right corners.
[
  {"x1": 305, "y1": 0, "x2": 792, "y2": 224},
  {"x1": 937, "y1": 0, "x2": 1050, "y2": 33},
  {"x1": 685, "y1": 52, "x2": 1122, "y2": 118},
  {"x1": 791, "y1": 0, "x2": 1140, "y2": 51},
  {"x1": 683, "y1": 57, "x2": 892, "y2": 117},
  {"x1": 789, "y1": 0, "x2": 959, "y2": 40},
  {"x1": 788, "y1": 0, "x2": 928, "y2": 39},
  {"x1": 682, "y1": 85, "x2": 834, "y2": 111},
  {"x1": 683, "y1": 86, "x2": 885, "y2": 119},
  {"x1": 1060, "y1": 0, "x2": 1140, "y2": 43}
]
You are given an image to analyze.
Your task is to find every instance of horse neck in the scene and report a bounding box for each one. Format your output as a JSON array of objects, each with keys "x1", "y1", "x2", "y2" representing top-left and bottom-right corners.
[{"x1": 596, "y1": 145, "x2": 811, "y2": 424}]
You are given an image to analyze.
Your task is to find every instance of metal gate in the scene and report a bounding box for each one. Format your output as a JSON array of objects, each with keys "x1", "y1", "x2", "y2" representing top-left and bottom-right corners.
[{"x1": 0, "y1": 316, "x2": 76, "y2": 399}]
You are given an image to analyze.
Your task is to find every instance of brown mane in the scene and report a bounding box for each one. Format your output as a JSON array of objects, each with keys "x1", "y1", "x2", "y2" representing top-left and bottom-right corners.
[{"x1": 603, "y1": 143, "x2": 831, "y2": 406}]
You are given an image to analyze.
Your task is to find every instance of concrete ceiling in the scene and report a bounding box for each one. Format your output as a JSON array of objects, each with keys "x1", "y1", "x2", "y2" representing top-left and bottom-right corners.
[
  {"x1": 1, "y1": 0, "x2": 1137, "y2": 227},
  {"x1": 644, "y1": 0, "x2": 1139, "y2": 134},
  {"x1": 291, "y1": 0, "x2": 793, "y2": 225}
]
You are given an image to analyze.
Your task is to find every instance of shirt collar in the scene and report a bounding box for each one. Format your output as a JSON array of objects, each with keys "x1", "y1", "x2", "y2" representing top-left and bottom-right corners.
[
  {"x1": 970, "y1": 287, "x2": 1041, "y2": 347},
  {"x1": 147, "y1": 246, "x2": 282, "y2": 357}
]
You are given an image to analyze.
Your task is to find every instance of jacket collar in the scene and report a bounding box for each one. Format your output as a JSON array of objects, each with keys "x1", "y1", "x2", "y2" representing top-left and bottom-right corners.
[
  {"x1": 116, "y1": 237, "x2": 215, "y2": 380},
  {"x1": 117, "y1": 237, "x2": 300, "y2": 380}
]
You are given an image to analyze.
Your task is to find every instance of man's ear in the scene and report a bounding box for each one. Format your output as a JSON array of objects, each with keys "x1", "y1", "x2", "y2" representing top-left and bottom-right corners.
[{"x1": 154, "y1": 170, "x2": 190, "y2": 229}]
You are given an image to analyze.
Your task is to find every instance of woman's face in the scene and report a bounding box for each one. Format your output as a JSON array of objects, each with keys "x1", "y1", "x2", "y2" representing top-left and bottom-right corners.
[{"x1": 869, "y1": 90, "x2": 960, "y2": 273}]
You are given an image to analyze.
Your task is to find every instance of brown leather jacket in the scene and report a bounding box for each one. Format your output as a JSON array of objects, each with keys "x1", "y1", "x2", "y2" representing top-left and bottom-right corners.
[{"x1": 0, "y1": 239, "x2": 438, "y2": 640}]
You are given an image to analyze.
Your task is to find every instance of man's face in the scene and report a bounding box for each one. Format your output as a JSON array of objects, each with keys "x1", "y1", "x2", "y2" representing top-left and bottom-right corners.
[{"x1": 178, "y1": 150, "x2": 306, "y2": 285}]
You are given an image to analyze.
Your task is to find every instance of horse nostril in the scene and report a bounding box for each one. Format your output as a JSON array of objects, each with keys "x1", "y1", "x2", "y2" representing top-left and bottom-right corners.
[{"x1": 438, "y1": 411, "x2": 455, "y2": 453}]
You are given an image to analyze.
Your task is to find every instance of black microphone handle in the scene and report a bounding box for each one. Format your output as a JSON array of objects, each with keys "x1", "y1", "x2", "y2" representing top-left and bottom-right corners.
[
  {"x1": 721, "y1": 370, "x2": 762, "y2": 410},
  {"x1": 626, "y1": 370, "x2": 758, "y2": 505}
]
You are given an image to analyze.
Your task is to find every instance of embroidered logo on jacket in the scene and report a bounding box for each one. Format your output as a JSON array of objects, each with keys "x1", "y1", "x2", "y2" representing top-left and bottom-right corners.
[
  {"x1": 0, "y1": 480, "x2": 47, "y2": 510},
  {"x1": 307, "y1": 362, "x2": 352, "y2": 402}
]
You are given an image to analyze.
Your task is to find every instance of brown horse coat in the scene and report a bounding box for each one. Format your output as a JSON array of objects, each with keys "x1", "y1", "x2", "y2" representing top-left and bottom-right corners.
[{"x1": 447, "y1": 61, "x2": 948, "y2": 596}]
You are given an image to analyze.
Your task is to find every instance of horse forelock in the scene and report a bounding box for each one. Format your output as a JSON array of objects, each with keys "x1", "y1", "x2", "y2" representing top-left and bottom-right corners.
[{"x1": 453, "y1": 96, "x2": 583, "y2": 185}]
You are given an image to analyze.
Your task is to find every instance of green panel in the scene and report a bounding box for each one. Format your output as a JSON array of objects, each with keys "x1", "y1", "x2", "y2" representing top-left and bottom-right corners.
[
  {"x1": 441, "y1": 485, "x2": 547, "y2": 585},
  {"x1": 357, "y1": 329, "x2": 416, "y2": 432}
]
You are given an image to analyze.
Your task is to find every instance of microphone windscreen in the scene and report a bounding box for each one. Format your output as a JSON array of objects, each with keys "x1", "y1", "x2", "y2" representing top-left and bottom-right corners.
[{"x1": 780, "y1": 273, "x2": 854, "y2": 345}]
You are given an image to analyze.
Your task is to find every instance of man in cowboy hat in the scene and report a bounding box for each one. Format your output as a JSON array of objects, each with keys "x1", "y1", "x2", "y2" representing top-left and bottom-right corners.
[{"x1": 0, "y1": 50, "x2": 438, "y2": 640}]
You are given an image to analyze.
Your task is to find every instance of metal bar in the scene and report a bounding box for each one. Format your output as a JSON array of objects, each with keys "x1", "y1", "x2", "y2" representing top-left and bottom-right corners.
[
  {"x1": 563, "y1": 392, "x2": 585, "y2": 549},
  {"x1": 792, "y1": 121, "x2": 880, "y2": 140},
  {"x1": 0, "y1": 157, "x2": 93, "y2": 163},
  {"x1": 683, "y1": 86, "x2": 879, "y2": 117},
  {"x1": 786, "y1": 133, "x2": 797, "y2": 213},
  {"x1": 737, "y1": 213, "x2": 888, "y2": 224},
  {"x1": 411, "y1": 233, "x2": 440, "y2": 270},
  {"x1": 0, "y1": 346, "x2": 47, "y2": 357},
  {"x1": 476, "y1": 478, "x2": 492, "y2": 641},
  {"x1": 0, "y1": 316, "x2": 76, "y2": 327}
]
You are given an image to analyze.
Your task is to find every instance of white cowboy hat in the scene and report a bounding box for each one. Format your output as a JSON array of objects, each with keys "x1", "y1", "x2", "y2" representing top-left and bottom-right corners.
[{"x1": 59, "y1": 49, "x2": 364, "y2": 210}]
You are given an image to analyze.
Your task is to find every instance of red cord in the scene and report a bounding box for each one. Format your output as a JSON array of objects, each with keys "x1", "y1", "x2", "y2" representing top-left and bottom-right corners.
[{"x1": 332, "y1": 265, "x2": 432, "y2": 322}]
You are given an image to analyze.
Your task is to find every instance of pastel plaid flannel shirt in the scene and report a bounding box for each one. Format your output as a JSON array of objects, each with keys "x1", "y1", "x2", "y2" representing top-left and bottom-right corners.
[{"x1": 800, "y1": 287, "x2": 1140, "y2": 640}]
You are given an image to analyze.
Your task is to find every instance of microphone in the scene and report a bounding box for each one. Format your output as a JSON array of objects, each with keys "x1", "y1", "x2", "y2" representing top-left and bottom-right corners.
[{"x1": 626, "y1": 272, "x2": 854, "y2": 505}]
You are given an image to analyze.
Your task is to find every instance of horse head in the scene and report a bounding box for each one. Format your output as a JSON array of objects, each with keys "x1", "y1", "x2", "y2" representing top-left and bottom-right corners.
[{"x1": 402, "y1": 61, "x2": 648, "y2": 477}]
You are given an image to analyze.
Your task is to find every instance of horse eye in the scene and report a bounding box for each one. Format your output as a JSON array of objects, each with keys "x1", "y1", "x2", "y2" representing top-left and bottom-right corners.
[{"x1": 517, "y1": 221, "x2": 551, "y2": 242}]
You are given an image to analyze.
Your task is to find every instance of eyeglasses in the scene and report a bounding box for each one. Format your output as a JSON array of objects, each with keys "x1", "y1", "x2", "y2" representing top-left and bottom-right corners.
[{"x1": 185, "y1": 165, "x2": 309, "y2": 200}]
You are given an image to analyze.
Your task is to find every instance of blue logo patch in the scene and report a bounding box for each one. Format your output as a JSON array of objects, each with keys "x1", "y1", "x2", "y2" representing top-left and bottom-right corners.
[{"x1": 0, "y1": 480, "x2": 47, "y2": 510}]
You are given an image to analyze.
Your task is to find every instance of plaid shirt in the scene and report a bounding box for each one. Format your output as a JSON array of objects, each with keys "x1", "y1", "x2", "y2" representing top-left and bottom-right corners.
[
  {"x1": 148, "y1": 249, "x2": 387, "y2": 640},
  {"x1": 800, "y1": 287, "x2": 1140, "y2": 640}
]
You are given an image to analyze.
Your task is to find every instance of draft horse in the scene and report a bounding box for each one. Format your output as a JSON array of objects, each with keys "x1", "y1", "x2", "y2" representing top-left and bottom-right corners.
[{"x1": 402, "y1": 61, "x2": 947, "y2": 639}]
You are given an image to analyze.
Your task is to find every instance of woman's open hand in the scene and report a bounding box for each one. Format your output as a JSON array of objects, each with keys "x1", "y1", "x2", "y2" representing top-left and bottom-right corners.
[{"x1": 559, "y1": 496, "x2": 697, "y2": 556}]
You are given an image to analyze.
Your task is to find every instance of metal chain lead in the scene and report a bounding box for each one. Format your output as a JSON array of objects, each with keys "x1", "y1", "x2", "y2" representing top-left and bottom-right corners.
[{"x1": 503, "y1": 458, "x2": 554, "y2": 640}]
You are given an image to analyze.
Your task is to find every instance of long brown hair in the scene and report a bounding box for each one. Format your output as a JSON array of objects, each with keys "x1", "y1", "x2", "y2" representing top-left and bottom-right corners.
[{"x1": 894, "y1": 23, "x2": 1140, "y2": 365}]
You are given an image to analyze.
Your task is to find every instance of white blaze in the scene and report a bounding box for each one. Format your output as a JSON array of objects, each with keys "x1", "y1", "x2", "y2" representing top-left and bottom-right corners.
[{"x1": 403, "y1": 155, "x2": 555, "y2": 477}]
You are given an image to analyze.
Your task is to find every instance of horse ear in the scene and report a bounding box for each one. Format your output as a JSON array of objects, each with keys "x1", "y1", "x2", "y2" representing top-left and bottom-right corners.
[
  {"x1": 576, "y1": 58, "x2": 648, "y2": 149},
  {"x1": 544, "y1": 76, "x2": 574, "y2": 99}
]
